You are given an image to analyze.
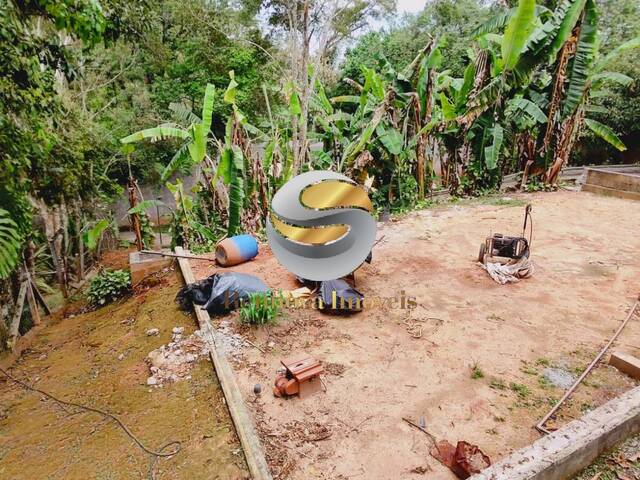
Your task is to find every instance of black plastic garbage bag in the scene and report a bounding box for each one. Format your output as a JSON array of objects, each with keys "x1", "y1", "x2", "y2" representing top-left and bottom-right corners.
[
  {"x1": 176, "y1": 272, "x2": 268, "y2": 314},
  {"x1": 319, "y1": 279, "x2": 364, "y2": 315}
]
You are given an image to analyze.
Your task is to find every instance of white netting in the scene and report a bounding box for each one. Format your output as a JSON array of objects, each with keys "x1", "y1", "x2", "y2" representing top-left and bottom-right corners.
[{"x1": 480, "y1": 256, "x2": 534, "y2": 284}]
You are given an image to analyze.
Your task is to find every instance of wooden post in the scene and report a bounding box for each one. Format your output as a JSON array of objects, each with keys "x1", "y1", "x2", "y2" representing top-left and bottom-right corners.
[
  {"x1": 10, "y1": 281, "x2": 28, "y2": 350},
  {"x1": 174, "y1": 247, "x2": 272, "y2": 480},
  {"x1": 128, "y1": 176, "x2": 143, "y2": 251},
  {"x1": 30, "y1": 281, "x2": 51, "y2": 315},
  {"x1": 78, "y1": 233, "x2": 85, "y2": 281},
  {"x1": 25, "y1": 281, "x2": 41, "y2": 325},
  {"x1": 49, "y1": 237, "x2": 68, "y2": 298}
]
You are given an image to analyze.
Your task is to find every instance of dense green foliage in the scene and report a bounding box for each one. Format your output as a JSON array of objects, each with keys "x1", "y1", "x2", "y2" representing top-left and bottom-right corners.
[{"x1": 87, "y1": 269, "x2": 131, "y2": 306}]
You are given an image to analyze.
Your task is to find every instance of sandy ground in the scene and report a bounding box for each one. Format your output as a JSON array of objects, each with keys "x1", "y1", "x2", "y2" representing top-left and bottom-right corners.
[
  {"x1": 0, "y1": 271, "x2": 249, "y2": 480},
  {"x1": 188, "y1": 191, "x2": 640, "y2": 480}
]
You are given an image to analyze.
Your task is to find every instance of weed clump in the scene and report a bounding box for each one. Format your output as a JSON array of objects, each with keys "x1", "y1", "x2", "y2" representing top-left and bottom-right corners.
[
  {"x1": 470, "y1": 362, "x2": 485, "y2": 379},
  {"x1": 239, "y1": 292, "x2": 282, "y2": 326},
  {"x1": 87, "y1": 269, "x2": 131, "y2": 306}
]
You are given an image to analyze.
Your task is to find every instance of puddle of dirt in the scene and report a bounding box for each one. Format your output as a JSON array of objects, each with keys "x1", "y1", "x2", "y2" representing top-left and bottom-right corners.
[{"x1": 0, "y1": 270, "x2": 249, "y2": 480}]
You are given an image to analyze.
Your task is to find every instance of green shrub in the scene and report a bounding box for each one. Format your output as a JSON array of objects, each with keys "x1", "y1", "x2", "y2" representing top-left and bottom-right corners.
[
  {"x1": 87, "y1": 269, "x2": 131, "y2": 306},
  {"x1": 470, "y1": 362, "x2": 485, "y2": 379},
  {"x1": 239, "y1": 292, "x2": 281, "y2": 326}
]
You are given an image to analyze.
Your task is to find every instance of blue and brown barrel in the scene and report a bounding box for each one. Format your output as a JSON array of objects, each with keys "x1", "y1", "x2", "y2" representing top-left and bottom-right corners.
[{"x1": 215, "y1": 234, "x2": 259, "y2": 266}]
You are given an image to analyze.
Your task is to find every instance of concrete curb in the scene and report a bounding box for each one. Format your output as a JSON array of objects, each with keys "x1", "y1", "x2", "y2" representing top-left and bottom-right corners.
[{"x1": 470, "y1": 385, "x2": 640, "y2": 480}]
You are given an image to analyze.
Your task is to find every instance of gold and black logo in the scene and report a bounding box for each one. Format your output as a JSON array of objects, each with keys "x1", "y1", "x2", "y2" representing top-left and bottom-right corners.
[{"x1": 266, "y1": 171, "x2": 377, "y2": 281}]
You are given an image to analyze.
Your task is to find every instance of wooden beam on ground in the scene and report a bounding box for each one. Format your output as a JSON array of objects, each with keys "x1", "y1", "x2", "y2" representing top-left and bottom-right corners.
[
  {"x1": 174, "y1": 246, "x2": 272, "y2": 480},
  {"x1": 469, "y1": 385, "x2": 640, "y2": 480},
  {"x1": 610, "y1": 352, "x2": 640, "y2": 380}
]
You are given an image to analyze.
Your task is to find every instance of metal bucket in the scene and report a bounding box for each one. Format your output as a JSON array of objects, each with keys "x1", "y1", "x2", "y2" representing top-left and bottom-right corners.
[{"x1": 215, "y1": 234, "x2": 259, "y2": 266}]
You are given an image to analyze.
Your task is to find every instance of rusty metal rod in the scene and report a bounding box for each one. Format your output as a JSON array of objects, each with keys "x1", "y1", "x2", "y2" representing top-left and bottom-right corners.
[
  {"x1": 140, "y1": 250, "x2": 216, "y2": 262},
  {"x1": 535, "y1": 295, "x2": 640, "y2": 435}
]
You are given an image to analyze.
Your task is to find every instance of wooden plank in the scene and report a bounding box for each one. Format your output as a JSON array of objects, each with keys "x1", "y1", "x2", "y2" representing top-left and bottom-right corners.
[
  {"x1": 586, "y1": 168, "x2": 640, "y2": 192},
  {"x1": 30, "y1": 281, "x2": 51, "y2": 315},
  {"x1": 174, "y1": 246, "x2": 272, "y2": 480},
  {"x1": 25, "y1": 281, "x2": 41, "y2": 325},
  {"x1": 129, "y1": 251, "x2": 173, "y2": 285},
  {"x1": 470, "y1": 385, "x2": 640, "y2": 480},
  {"x1": 582, "y1": 183, "x2": 640, "y2": 201},
  {"x1": 610, "y1": 352, "x2": 640, "y2": 380},
  {"x1": 9, "y1": 281, "x2": 28, "y2": 350}
]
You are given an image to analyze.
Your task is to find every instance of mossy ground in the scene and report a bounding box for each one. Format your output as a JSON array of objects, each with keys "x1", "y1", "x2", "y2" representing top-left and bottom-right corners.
[{"x1": 0, "y1": 268, "x2": 248, "y2": 479}]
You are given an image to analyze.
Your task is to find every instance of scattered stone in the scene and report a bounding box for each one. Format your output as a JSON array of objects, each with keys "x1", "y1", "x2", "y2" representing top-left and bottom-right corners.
[
  {"x1": 172, "y1": 326, "x2": 185, "y2": 335},
  {"x1": 216, "y1": 319, "x2": 247, "y2": 359},
  {"x1": 147, "y1": 377, "x2": 158, "y2": 385},
  {"x1": 146, "y1": 328, "x2": 160, "y2": 336},
  {"x1": 543, "y1": 367, "x2": 576, "y2": 389},
  {"x1": 324, "y1": 362, "x2": 346, "y2": 376},
  {"x1": 117, "y1": 353, "x2": 125, "y2": 361},
  {"x1": 145, "y1": 330, "x2": 209, "y2": 386}
]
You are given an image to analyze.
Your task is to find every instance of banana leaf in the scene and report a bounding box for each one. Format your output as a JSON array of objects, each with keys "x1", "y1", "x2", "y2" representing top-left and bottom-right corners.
[
  {"x1": 161, "y1": 142, "x2": 191, "y2": 183},
  {"x1": 121, "y1": 125, "x2": 189, "y2": 144},
  {"x1": 547, "y1": 0, "x2": 588, "y2": 63},
  {"x1": 584, "y1": 118, "x2": 626, "y2": 151},
  {"x1": 224, "y1": 71, "x2": 239, "y2": 104},
  {"x1": 562, "y1": 0, "x2": 598, "y2": 119},
  {"x1": 502, "y1": 0, "x2": 536, "y2": 70},
  {"x1": 201, "y1": 83, "x2": 216, "y2": 129},
  {"x1": 484, "y1": 124, "x2": 504, "y2": 170},
  {"x1": 0, "y1": 209, "x2": 22, "y2": 279},
  {"x1": 227, "y1": 147, "x2": 245, "y2": 236},
  {"x1": 591, "y1": 71, "x2": 633, "y2": 87},
  {"x1": 376, "y1": 124, "x2": 404, "y2": 156},
  {"x1": 83, "y1": 219, "x2": 111, "y2": 251},
  {"x1": 594, "y1": 37, "x2": 640, "y2": 72}
]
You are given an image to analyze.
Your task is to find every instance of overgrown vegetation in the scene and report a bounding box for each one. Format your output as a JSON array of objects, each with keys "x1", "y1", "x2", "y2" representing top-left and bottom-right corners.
[{"x1": 87, "y1": 269, "x2": 131, "y2": 306}]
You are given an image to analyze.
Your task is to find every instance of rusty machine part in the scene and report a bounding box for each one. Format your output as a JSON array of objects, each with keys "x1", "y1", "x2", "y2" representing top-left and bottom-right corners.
[
  {"x1": 478, "y1": 204, "x2": 533, "y2": 263},
  {"x1": 273, "y1": 355, "x2": 323, "y2": 399},
  {"x1": 431, "y1": 440, "x2": 491, "y2": 479}
]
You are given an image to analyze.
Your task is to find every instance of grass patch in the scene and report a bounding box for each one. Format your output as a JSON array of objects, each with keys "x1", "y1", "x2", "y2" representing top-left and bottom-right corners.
[
  {"x1": 536, "y1": 357, "x2": 551, "y2": 367},
  {"x1": 239, "y1": 292, "x2": 282, "y2": 326},
  {"x1": 470, "y1": 362, "x2": 485, "y2": 379},
  {"x1": 509, "y1": 382, "x2": 531, "y2": 398},
  {"x1": 489, "y1": 378, "x2": 507, "y2": 390},
  {"x1": 538, "y1": 376, "x2": 552, "y2": 388}
]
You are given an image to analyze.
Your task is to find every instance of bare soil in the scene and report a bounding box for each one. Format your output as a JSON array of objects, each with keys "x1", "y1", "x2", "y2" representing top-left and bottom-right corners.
[
  {"x1": 0, "y1": 270, "x2": 249, "y2": 480},
  {"x1": 188, "y1": 190, "x2": 640, "y2": 480}
]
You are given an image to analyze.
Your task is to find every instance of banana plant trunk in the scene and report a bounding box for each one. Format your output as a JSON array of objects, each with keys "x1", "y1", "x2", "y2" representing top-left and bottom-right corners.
[{"x1": 127, "y1": 177, "x2": 143, "y2": 251}]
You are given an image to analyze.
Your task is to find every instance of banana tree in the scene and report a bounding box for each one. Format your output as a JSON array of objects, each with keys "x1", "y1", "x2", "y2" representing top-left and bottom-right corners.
[
  {"x1": 217, "y1": 71, "x2": 271, "y2": 236},
  {"x1": 544, "y1": 28, "x2": 638, "y2": 183},
  {"x1": 121, "y1": 83, "x2": 217, "y2": 183},
  {"x1": 320, "y1": 62, "x2": 422, "y2": 206}
]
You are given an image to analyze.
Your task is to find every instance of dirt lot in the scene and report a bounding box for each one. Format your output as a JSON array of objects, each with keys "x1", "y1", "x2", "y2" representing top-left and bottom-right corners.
[
  {"x1": 0, "y1": 271, "x2": 249, "y2": 480},
  {"x1": 189, "y1": 190, "x2": 640, "y2": 479}
]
